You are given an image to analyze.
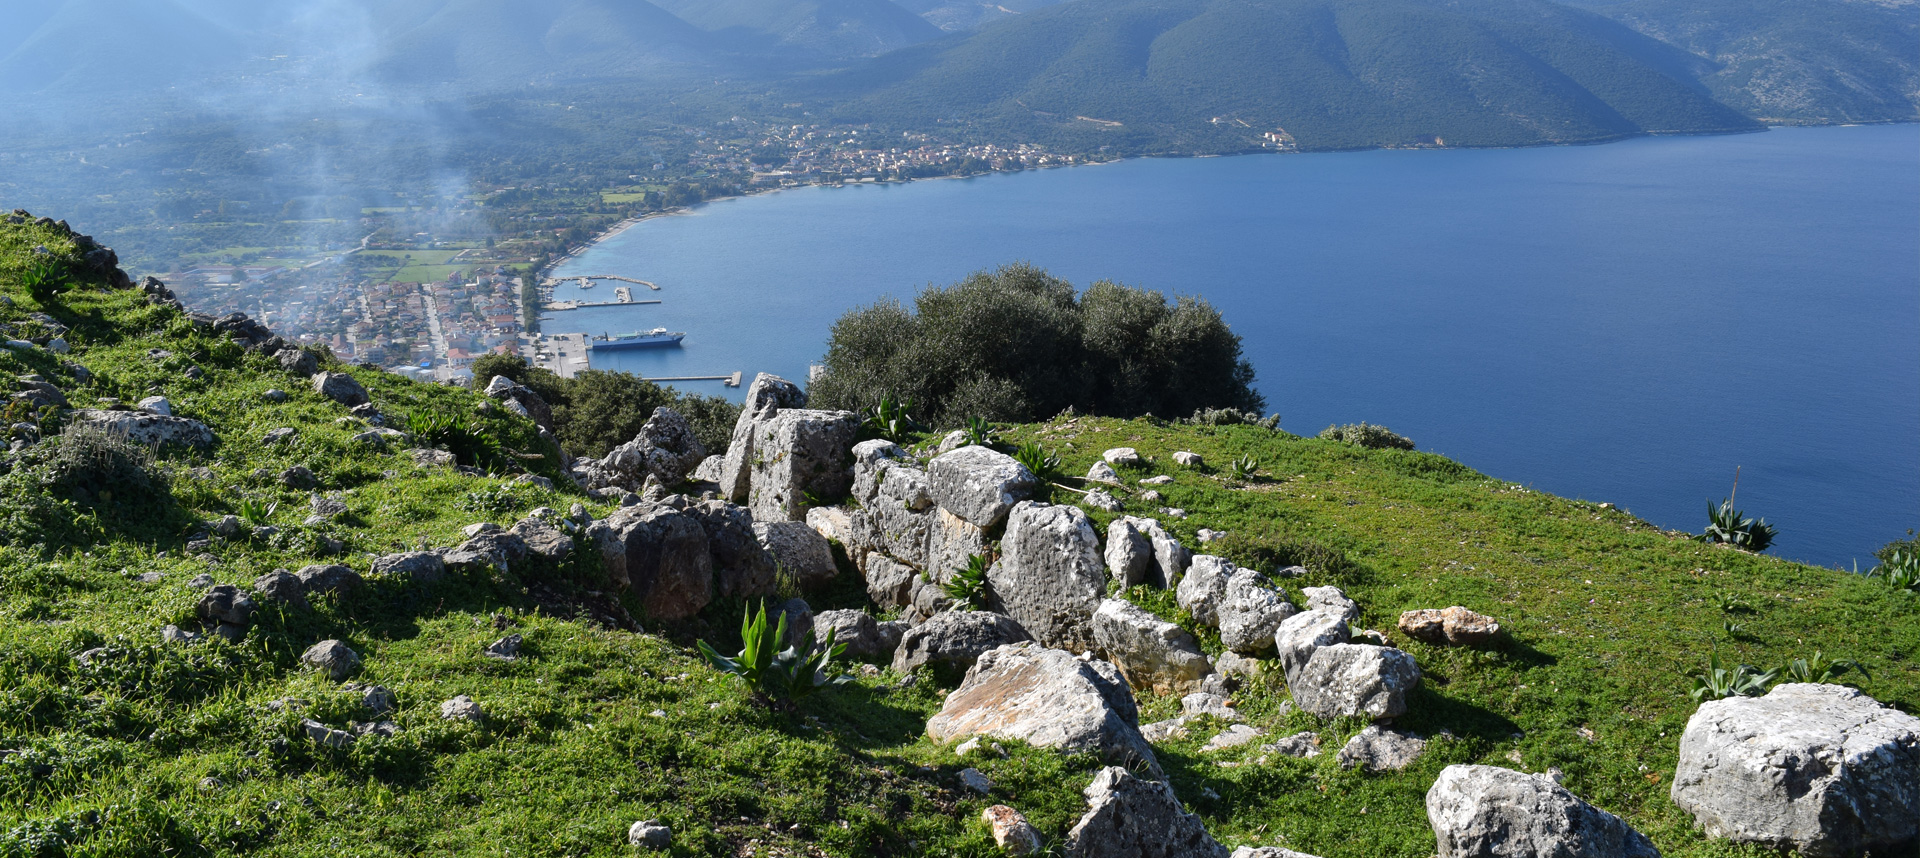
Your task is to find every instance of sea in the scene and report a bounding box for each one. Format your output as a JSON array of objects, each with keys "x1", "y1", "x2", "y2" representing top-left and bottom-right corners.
[{"x1": 550, "y1": 124, "x2": 1920, "y2": 569}]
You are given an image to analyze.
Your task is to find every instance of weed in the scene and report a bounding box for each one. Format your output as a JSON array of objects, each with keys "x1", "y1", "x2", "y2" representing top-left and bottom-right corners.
[
  {"x1": 1867, "y1": 546, "x2": 1920, "y2": 593},
  {"x1": 697, "y1": 601, "x2": 852, "y2": 707},
  {"x1": 1779, "y1": 651, "x2": 1870, "y2": 685},
  {"x1": 18, "y1": 255, "x2": 65, "y2": 303},
  {"x1": 1714, "y1": 593, "x2": 1754, "y2": 613},
  {"x1": 236, "y1": 497, "x2": 278, "y2": 527},
  {"x1": 1013, "y1": 442, "x2": 1062, "y2": 484},
  {"x1": 944, "y1": 554, "x2": 991, "y2": 611},
  {"x1": 960, "y1": 416, "x2": 1000, "y2": 448},
  {"x1": 457, "y1": 484, "x2": 523, "y2": 515},
  {"x1": 861, "y1": 394, "x2": 921, "y2": 443},
  {"x1": 1228, "y1": 454, "x2": 1260, "y2": 480}
]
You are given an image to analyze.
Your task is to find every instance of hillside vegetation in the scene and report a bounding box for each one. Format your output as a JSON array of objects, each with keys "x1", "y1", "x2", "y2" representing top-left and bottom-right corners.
[{"x1": 1, "y1": 213, "x2": 1916, "y2": 857}]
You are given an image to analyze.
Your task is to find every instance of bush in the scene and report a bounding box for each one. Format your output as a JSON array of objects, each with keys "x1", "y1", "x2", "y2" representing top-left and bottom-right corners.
[
  {"x1": 697, "y1": 601, "x2": 851, "y2": 707},
  {"x1": 471, "y1": 355, "x2": 740, "y2": 459},
  {"x1": 34, "y1": 424, "x2": 167, "y2": 507},
  {"x1": 1184, "y1": 406, "x2": 1281, "y2": 431},
  {"x1": 810, "y1": 264, "x2": 1263, "y2": 428},
  {"x1": 1318, "y1": 422, "x2": 1416, "y2": 450}
]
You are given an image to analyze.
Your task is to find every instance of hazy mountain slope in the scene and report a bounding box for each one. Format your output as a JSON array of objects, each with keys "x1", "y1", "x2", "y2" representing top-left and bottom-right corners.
[
  {"x1": 1569, "y1": 0, "x2": 1920, "y2": 123},
  {"x1": 890, "y1": 0, "x2": 1068, "y2": 31},
  {"x1": 813, "y1": 0, "x2": 1757, "y2": 152},
  {"x1": 0, "y1": 0, "x2": 245, "y2": 96},
  {"x1": 0, "y1": 0, "x2": 62, "y2": 59},
  {"x1": 651, "y1": 0, "x2": 943, "y2": 59},
  {"x1": 371, "y1": 0, "x2": 724, "y2": 90}
]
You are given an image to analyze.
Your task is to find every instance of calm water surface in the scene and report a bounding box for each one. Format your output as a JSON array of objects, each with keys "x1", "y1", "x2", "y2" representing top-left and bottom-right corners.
[{"x1": 554, "y1": 125, "x2": 1919, "y2": 568}]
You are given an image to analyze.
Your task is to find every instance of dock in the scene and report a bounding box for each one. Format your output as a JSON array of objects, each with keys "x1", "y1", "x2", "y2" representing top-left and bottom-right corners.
[
  {"x1": 545, "y1": 298, "x2": 661, "y2": 311},
  {"x1": 645, "y1": 372, "x2": 743, "y2": 387},
  {"x1": 529, "y1": 333, "x2": 594, "y2": 380},
  {"x1": 542, "y1": 274, "x2": 661, "y2": 291}
]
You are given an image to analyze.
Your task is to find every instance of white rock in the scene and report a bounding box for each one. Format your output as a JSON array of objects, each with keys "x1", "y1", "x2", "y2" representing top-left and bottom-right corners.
[
  {"x1": 987, "y1": 502, "x2": 1106, "y2": 652},
  {"x1": 1216, "y1": 569, "x2": 1296, "y2": 655},
  {"x1": 927, "y1": 643, "x2": 1159, "y2": 777},
  {"x1": 1273, "y1": 608, "x2": 1351, "y2": 680},
  {"x1": 1086, "y1": 461, "x2": 1121, "y2": 484},
  {"x1": 1173, "y1": 451, "x2": 1203, "y2": 468},
  {"x1": 1102, "y1": 447, "x2": 1143, "y2": 467},
  {"x1": 1429, "y1": 765, "x2": 1658, "y2": 858},
  {"x1": 1288, "y1": 644, "x2": 1420, "y2": 721},
  {"x1": 1064, "y1": 766, "x2": 1227, "y2": 858},
  {"x1": 929, "y1": 445, "x2": 1039, "y2": 528},
  {"x1": 1091, "y1": 599, "x2": 1214, "y2": 695},
  {"x1": 1175, "y1": 555, "x2": 1235, "y2": 627}
]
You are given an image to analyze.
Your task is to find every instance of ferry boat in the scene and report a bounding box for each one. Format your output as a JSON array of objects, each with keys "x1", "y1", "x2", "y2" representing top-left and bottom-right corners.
[{"x1": 590, "y1": 328, "x2": 685, "y2": 351}]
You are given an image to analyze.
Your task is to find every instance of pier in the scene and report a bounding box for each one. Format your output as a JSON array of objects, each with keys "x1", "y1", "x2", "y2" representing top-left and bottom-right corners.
[
  {"x1": 542, "y1": 286, "x2": 660, "y2": 312},
  {"x1": 541, "y1": 274, "x2": 661, "y2": 291},
  {"x1": 645, "y1": 372, "x2": 743, "y2": 387}
]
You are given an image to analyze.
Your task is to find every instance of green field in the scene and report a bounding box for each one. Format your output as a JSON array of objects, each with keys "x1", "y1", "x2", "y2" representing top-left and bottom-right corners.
[{"x1": 1, "y1": 215, "x2": 1915, "y2": 857}]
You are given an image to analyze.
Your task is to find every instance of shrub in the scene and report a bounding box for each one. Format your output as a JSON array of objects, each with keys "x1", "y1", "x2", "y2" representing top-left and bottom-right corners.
[
  {"x1": 1867, "y1": 546, "x2": 1919, "y2": 593},
  {"x1": 860, "y1": 394, "x2": 921, "y2": 443},
  {"x1": 35, "y1": 424, "x2": 166, "y2": 508},
  {"x1": 1318, "y1": 422, "x2": 1416, "y2": 450},
  {"x1": 810, "y1": 264, "x2": 1263, "y2": 427},
  {"x1": 1184, "y1": 407, "x2": 1281, "y2": 431},
  {"x1": 1689, "y1": 653, "x2": 1777, "y2": 701},
  {"x1": 470, "y1": 355, "x2": 741, "y2": 458},
  {"x1": 697, "y1": 601, "x2": 851, "y2": 707},
  {"x1": 1698, "y1": 499, "x2": 1777, "y2": 552},
  {"x1": 406, "y1": 410, "x2": 498, "y2": 468}
]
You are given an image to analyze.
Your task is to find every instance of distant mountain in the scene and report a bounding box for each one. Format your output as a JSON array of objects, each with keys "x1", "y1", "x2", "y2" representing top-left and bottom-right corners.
[
  {"x1": 811, "y1": 0, "x2": 1758, "y2": 152},
  {"x1": 1565, "y1": 0, "x2": 1920, "y2": 123},
  {"x1": 0, "y1": 0, "x2": 251, "y2": 98},
  {"x1": 649, "y1": 0, "x2": 943, "y2": 60},
  {"x1": 370, "y1": 0, "x2": 723, "y2": 89},
  {"x1": 890, "y1": 0, "x2": 1067, "y2": 32},
  {"x1": 0, "y1": 0, "x2": 62, "y2": 60}
]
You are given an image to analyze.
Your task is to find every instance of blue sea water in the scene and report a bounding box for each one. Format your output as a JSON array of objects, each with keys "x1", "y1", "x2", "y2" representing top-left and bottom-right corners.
[{"x1": 552, "y1": 125, "x2": 1920, "y2": 568}]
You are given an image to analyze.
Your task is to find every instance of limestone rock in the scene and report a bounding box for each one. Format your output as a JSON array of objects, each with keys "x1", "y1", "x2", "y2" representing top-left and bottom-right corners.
[
  {"x1": 277, "y1": 347, "x2": 318, "y2": 376},
  {"x1": 1338, "y1": 725, "x2": 1428, "y2": 772},
  {"x1": 814, "y1": 609, "x2": 885, "y2": 659},
  {"x1": 1065, "y1": 766, "x2": 1226, "y2": 858},
  {"x1": 1217, "y1": 569, "x2": 1297, "y2": 655},
  {"x1": 370, "y1": 551, "x2": 446, "y2": 582},
  {"x1": 1261, "y1": 732, "x2": 1322, "y2": 759},
  {"x1": 301, "y1": 640, "x2": 361, "y2": 681},
  {"x1": 862, "y1": 553, "x2": 918, "y2": 610},
  {"x1": 1091, "y1": 599, "x2": 1214, "y2": 695},
  {"x1": 690, "y1": 500, "x2": 777, "y2": 598},
  {"x1": 601, "y1": 405, "x2": 705, "y2": 486},
  {"x1": 1302, "y1": 586, "x2": 1360, "y2": 623},
  {"x1": 850, "y1": 439, "x2": 905, "y2": 504},
  {"x1": 296, "y1": 564, "x2": 361, "y2": 596},
  {"x1": 928, "y1": 507, "x2": 991, "y2": 584},
  {"x1": 805, "y1": 505, "x2": 855, "y2": 547},
  {"x1": 1289, "y1": 644, "x2": 1421, "y2": 721},
  {"x1": 628, "y1": 820, "x2": 672, "y2": 849},
  {"x1": 754, "y1": 520, "x2": 838, "y2": 589},
  {"x1": 745, "y1": 409, "x2": 860, "y2": 522},
  {"x1": 440, "y1": 530, "x2": 530, "y2": 574},
  {"x1": 509, "y1": 516, "x2": 574, "y2": 562},
  {"x1": 928, "y1": 643, "x2": 1160, "y2": 777},
  {"x1": 592, "y1": 505, "x2": 713, "y2": 619},
  {"x1": 1203, "y1": 724, "x2": 1265, "y2": 753},
  {"x1": 70, "y1": 409, "x2": 215, "y2": 449},
  {"x1": 440, "y1": 695, "x2": 486, "y2": 723},
  {"x1": 1398, "y1": 606, "x2": 1502, "y2": 646},
  {"x1": 1175, "y1": 555, "x2": 1235, "y2": 627},
  {"x1": 1086, "y1": 461, "x2": 1120, "y2": 484},
  {"x1": 483, "y1": 375, "x2": 554, "y2": 431},
  {"x1": 987, "y1": 502, "x2": 1105, "y2": 652},
  {"x1": 1669, "y1": 683, "x2": 1920, "y2": 857},
  {"x1": 1082, "y1": 489, "x2": 1123, "y2": 513},
  {"x1": 692, "y1": 454, "x2": 724, "y2": 482},
  {"x1": 301, "y1": 718, "x2": 355, "y2": 749},
  {"x1": 1173, "y1": 451, "x2": 1204, "y2": 468},
  {"x1": 1274, "y1": 608, "x2": 1351, "y2": 680},
  {"x1": 1101, "y1": 448, "x2": 1144, "y2": 467},
  {"x1": 1429, "y1": 765, "x2": 1658, "y2": 858},
  {"x1": 195, "y1": 584, "x2": 255, "y2": 629},
  {"x1": 893, "y1": 610, "x2": 1031, "y2": 675},
  {"x1": 928, "y1": 445, "x2": 1037, "y2": 529},
  {"x1": 718, "y1": 373, "x2": 808, "y2": 502},
  {"x1": 312, "y1": 372, "x2": 369, "y2": 407},
  {"x1": 252, "y1": 569, "x2": 307, "y2": 607},
  {"x1": 1182, "y1": 691, "x2": 1244, "y2": 722},
  {"x1": 982, "y1": 805, "x2": 1043, "y2": 856}
]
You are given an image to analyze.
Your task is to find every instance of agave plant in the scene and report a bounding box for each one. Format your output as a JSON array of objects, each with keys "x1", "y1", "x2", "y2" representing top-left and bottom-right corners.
[
  {"x1": 19, "y1": 256, "x2": 66, "y2": 303},
  {"x1": 407, "y1": 410, "x2": 497, "y2": 467},
  {"x1": 1013, "y1": 441, "x2": 1062, "y2": 485},
  {"x1": 697, "y1": 601, "x2": 851, "y2": 707},
  {"x1": 236, "y1": 497, "x2": 278, "y2": 527},
  {"x1": 1688, "y1": 653, "x2": 1777, "y2": 702},
  {"x1": 959, "y1": 416, "x2": 1000, "y2": 449},
  {"x1": 944, "y1": 554, "x2": 992, "y2": 611},
  {"x1": 1698, "y1": 499, "x2": 1777, "y2": 552},
  {"x1": 1779, "y1": 651, "x2": 1869, "y2": 685},
  {"x1": 1228, "y1": 454, "x2": 1260, "y2": 480},
  {"x1": 1867, "y1": 547, "x2": 1920, "y2": 594},
  {"x1": 861, "y1": 394, "x2": 920, "y2": 443}
]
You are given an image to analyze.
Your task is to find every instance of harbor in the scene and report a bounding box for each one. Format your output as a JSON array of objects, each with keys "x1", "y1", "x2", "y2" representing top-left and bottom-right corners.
[{"x1": 526, "y1": 332, "x2": 738, "y2": 386}]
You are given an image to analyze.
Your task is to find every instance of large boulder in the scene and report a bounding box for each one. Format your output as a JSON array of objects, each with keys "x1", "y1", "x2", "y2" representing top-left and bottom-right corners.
[
  {"x1": 689, "y1": 500, "x2": 777, "y2": 598},
  {"x1": 440, "y1": 530, "x2": 529, "y2": 574},
  {"x1": 1091, "y1": 599, "x2": 1214, "y2": 695},
  {"x1": 813, "y1": 609, "x2": 885, "y2": 660},
  {"x1": 927, "y1": 643, "x2": 1160, "y2": 777},
  {"x1": 591, "y1": 506, "x2": 713, "y2": 619},
  {"x1": 745, "y1": 409, "x2": 860, "y2": 522},
  {"x1": 600, "y1": 405, "x2": 706, "y2": 486},
  {"x1": 718, "y1": 373, "x2": 808, "y2": 502},
  {"x1": 1104, "y1": 517, "x2": 1189, "y2": 590},
  {"x1": 1289, "y1": 644, "x2": 1421, "y2": 721},
  {"x1": 1064, "y1": 766, "x2": 1227, "y2": 858},
  {"x1": 928, "y1": 446, "x2": 1037, "y2": 529},
  {"x1": 1175, "y1": 555, "x2": 1235, "y2": 627},
  {"x1": 1428, "y1": 765, "x2": 1659, "y2": 858},
  {"x1": 893, "y1": 610, "x2": 1031, "y2": 675},
  {"x1": 928, "y1": 508, "x2": 990, "y2": 584},
  {"x1": 312, "y1": 371, "x2": 369, "y2": 407},
  {"x1": 862, "y1": 554, "x2": 918, "y2": 610},
  {"x1": 850, "y1": 439, "x2": 906, "y2": 505},
  {"x1": 1670, "y1": 683, "x2": 1920, "y2": 857},
  {"x1": 1302, "y1": 586, "x2": 1360, "y2": 623},
  {"x1": 483, "y1": 375, "x2": 553, "y2": 431},
  {"x1": 987, "y1": 502, "x2": 1106, "y2": 652},
  {"x1": 864, "y1": 463, "x2": 936, "y2": 570},
  {"x1": 1399, "y1": 607, "x2": 1502, "y2": 646},
  {"x1": 754, "y1": 520, "x2": 838, "y2": 589},
  {"x1": 1217, "y1": 569, "x2": 1296, "y2": 655},
  {"x1": 70, "y1": 409, "x2": 215, "y2": 449},
  {"x1": 1338, "y1": 725, "x2": 1428, "y2": 772},
  {"x1": 1274, "y1": 608, "x2": 1351, "y2": 680}
]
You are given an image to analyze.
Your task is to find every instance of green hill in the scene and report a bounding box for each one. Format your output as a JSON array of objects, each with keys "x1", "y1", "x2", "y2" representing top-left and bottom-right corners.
[
  {"x1": 807, "y1": 0, "x2": 1760, "y2": 152},
  {"x1": 650, "y1": 0, "x2": 946, "y2": 60},
  {"x1": 370, "y1": 0, "x2": 725, "y2": 89},
  {"x1": 1, "y1": 213, "x2": 1916, "y2": 856}
]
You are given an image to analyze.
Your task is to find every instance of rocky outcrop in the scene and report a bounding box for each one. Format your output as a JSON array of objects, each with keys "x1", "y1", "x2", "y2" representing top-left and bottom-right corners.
[
  {"x1": 1398, "y1": 607, "x2": 1501, "y2": 646},
  {"x1": 689, "y1": 500, "x2": 776, "y2": 598},
  {"x1": 987, "y1": 502, "x2": 1105, "y2": 652},
  {"x1": 893, "y1": 610, "x2": 1031, "y2": 675},
  {"x1": 718, "y1": 373, "x2": 808, "y2": 503},
  {"x1": 754, "y1": 520, "x2": 837, "y2": 589},
  {"x1": 850, "y1": 439, "x2": 905, "y2": 505},
  {"x1": 745, "y1": 409, "x2": 860, "y2": 522},
  {"x1": 1670, "y1": 683, "x2": 1920, "y2": 857},
  {"x1": 1103, "y1": 517, "x2": 1188, "y2": 590},
  {"x1": 928, "y1": 643, "x2": 1160, "y2": 777},
  {"x1": 862, "y1": 554, "x2": 918, "y2": 610},
  {"x1": 70, "y1": 409, "x2": 215, "y2": 449},
  {"x1": 592, "y1": 505, "x2": 713, "y2": 619},
  {"x1": 483, "y1": 375, "x2": 553, "y2": 431},
  {"x1": 1289, "y1": 644, "x2": 1420, "y2": 721},
  {"x1": 312, "y1": 372, "x2": 369, "y2": 407},
  {"x1": 813, "y1": 609, "x2": 885, "y2": 660},
  {"x1": 1217, "y1": 569, "x2": 1296, "y2": 655},
  {"x1": 600, "y1": 405, "x2": 705, "y2": 487},
  {"x1": 1428, "y1": 765, "x2": 1659, "y2": 858},
  {"x1": 928, "y1": 445, "x2": 1037, "y2": 529},
  {"x1": 1175, "y1": 555, "x2": 1235, "y2": 627},
  {"x1": 370, "y1": 551, "x2": 446, "y2": 582},
  {"x1": 1065, "y1": 766, "x2": 1226, "y2": 858},
  {"x1": 1274, "y1": 608, "x2": 1351, "y2": 680},
  {"x1": 1091, "y1": 599, "x2": 1214, "y2": 695},
  {"x1": 1302, "y1": 586, "x2": 1360, "y2": 623}
]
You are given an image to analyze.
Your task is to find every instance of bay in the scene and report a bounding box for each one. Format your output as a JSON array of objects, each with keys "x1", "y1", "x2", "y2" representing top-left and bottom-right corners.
[{"x1": 552, "y1": 125, "x2": 1920, "y2": 568}]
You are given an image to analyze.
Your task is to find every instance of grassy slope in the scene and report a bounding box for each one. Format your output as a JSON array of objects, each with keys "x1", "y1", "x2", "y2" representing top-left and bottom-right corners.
[{"x1": 1, "y1": 214, "x2": 1916, "y2": 857}]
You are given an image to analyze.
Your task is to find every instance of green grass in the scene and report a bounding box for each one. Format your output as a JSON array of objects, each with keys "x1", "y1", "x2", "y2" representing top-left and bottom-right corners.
[{"x1": 1, "y1": 214, "x2": 1915, "y2": 857}]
